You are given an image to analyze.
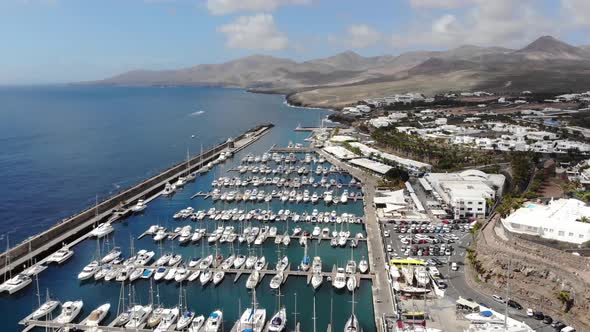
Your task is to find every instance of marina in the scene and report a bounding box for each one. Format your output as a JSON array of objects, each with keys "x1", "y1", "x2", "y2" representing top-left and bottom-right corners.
[{"x1": 4, "y1": 121, "x2": 377, "y2": 332}]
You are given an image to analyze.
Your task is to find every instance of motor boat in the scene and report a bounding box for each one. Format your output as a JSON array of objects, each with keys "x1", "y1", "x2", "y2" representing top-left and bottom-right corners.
[
  {"x1": 347, "y1": 276, "x2": 357, "y2": 292},
  {"x1": 188, "y1": 270, "x2": 201, "y2": 282},
  {"x1": 162, "y1": 182, "x2": 176, "y2": 196},
  {"x1": 101, "y1": 247, "x2": 122, "y2": 264},
  {"x1": 169, "y1": 254, "x2": 182, "y2": 266},
  {"x1": 299, "y1": 256, "x2": 310, "y2": 272},
  {"x1": 199, "y1": 255, "x2": 213, "y2": 269},
  {"x1": 203, "y1": 310, "x2": 223, "y2": 332},
  {"x1": 245, "y1": 256, "x2": 257, "y2": 269},
  {"x1": 254, "y1": 256, "x2": 266, "y2": 271},
  {"x1": 90, "y1": 223, "x2": 114, "y2": 238},
  {"x1": 332, "y1": 268, "x2": 346, "y2": 290},
  {"x1": 125, "y1": 304, "x2": 153, "y2": 329},
  {"x1": 154, "y1": 267, "x2": 168, "y2": 281},
  {"x1": 213, "y1": 271, "x2": 225, "y2": 286},
  {"x1": 78, "y1": 260, "x2": 100, "y2": 280},
  {"x1": 275, "y1": 256, "x2": 289, "y2": 272},
  {"x1": 267, "y1": 307, "x2": 287, "y2": 332},
  {"x1": 346, "y1": 260, "x2": 357, "y2": 274},
  {"x1": 359, "y1": 259, "x2": 369, "y2": 274},
  {"x1": 0, "y1": 274, "x2": 32, "y2": 294},
  {"x1": 175, "y1": 265, "x2": 190, "y2": 282},
  {"x1": 220, "y1": 255, "x2": 235, "y2": 270},
  {"x1": 155, "y1": 253, "x2": 172, "y2": 266},
  {"x1": 85, "y1": 303, "x2": 110, "y2": 327},
  {"x1": 146, "y1": 307, "x2": 164, "y2": 328},
  {"x1": 311, "y1": 273, "x2": 322, "y2": 290},
  {"x1": 245, "y1": 271, "x2": 260, "y2": 289},
  {"x1": 164, "y1": 267, "x2": 177, "y2": 281},
  {"x1": 233, "y1": 255, "x2": 246, "y2": 269},
  {"x1": 188, "y1": 315, "x2": 205, "y2": 332},
  {"x1": 131, "y1": 199, "x2": 147, "y2": 213},
  {"x1": 155, "y1": 307, "x2": 179, "y2": 332},
  {"x1": 54, "y1": 300, "x2": 83, "y2": 324},
  {"x1": 200, "y1": 269, "x2": 212, "y2": 286},
  {"x1": 47, "y1": 247, "x2": 74, "y2": 264}
]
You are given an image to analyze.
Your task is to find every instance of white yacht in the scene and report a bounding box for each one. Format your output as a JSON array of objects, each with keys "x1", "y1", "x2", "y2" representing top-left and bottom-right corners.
[
  {"x1": 162, "y1": 182, "x2": 176, "y2": 196},
  {"x1": 78, "y1": 260, "x2": 100, "y2": 280},
  {"x1": 204, "y1": 310, "x2": 223, "y2": 332},
  {"x1": 54, "y1": 300, "x2": 83, "y2": 324},
  {"x1": 311, "y1": 273, "x2": 323, "y2": 290},
  {"x1": 189, "y1": 315, "x2": 205, "y2": 332},
  {"x1": 90, "y1": 223, "x2": 114, "y2": 238},
  {"x1": 358, "y1": 258, "x2": 369, "y2": 274},
  {"x1": 155, "y1": 307, "x2": 179, "y2": 332},
  {"x1": 101, "y1": 247, "x2": 121, "y2": 263},
  {"x1": 346, "y1": 276, "x2": 357, "y2": 292},
  {"x1": 213, "y1": 271, "x2": 225, "y2": 286},
  {"x1": 125, "y1": 304, "x2": 153, "y2": 329},
  {"x1": 47, "y1": 247, "x2": 74, "y2": 264},
  {"x1": 245, "y1": 271, "x2": 260, "y2": 289},
  {"x1": 332, "y1": 268, "x2": 346, "y2": 289},
  {"x1": 341, "y1": 190, "x2": 349, "y2": 204},
  {"x1": 266, "y1": 307, "x2": 287, "y2": 332},
  {"x1": 344, "y1": 314, "x2": 359, "y2": 332},
  {"x1": 323, "y1": 191, "x2": 333, "y2": 204},
  {"x1": 254, "y1": 256, "x2": 266, "y2": 271},
  {"x1": 237, "y1": 307, "x2": 266, "y2": 332},
  {"x1": 131, "y1": 199, "x2": 147, "y2": 213},
  {"x1": 0, "y1": 273, "x2": 32, "y2": 294},
  {"x1": 177, "y1": 311, "x2": 196, "y2": 330},
  {"x1": 31, "y1": 291, "x2": 60, "y2": 319},
  {"x1": 154, "y1": 267, "x2": 168, "y2": 281},
  {"x1": 85, "y1": 303, "x2": 110, "y2": 327},
  {"x1": 245, "y1": 256, "x2": 257, "y2": 270},
  {"x1": 269, "y1": 272, "x2": 284, "y2": 289},
  {"x1": 234, "y1": 255, "x2": 246, "y2": 269},
  {"x1": 200, "y1": 269, "x2": 212, "y2": 286}
]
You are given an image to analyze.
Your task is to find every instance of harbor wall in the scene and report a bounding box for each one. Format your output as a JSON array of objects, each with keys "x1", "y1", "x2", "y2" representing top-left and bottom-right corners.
[{"x1": 0, "y1": 124, "x2": 273, "y2": 275}]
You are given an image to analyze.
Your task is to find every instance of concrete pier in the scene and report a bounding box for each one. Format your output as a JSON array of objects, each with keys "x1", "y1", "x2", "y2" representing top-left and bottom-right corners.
[{"x1": 0, "y1": 124, "x2": 274, "y2": 278}]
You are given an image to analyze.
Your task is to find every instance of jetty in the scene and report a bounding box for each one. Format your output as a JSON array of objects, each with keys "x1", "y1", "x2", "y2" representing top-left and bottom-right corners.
[{"x1": 0, "y1": 124, "x2": 274, "y2": 278}]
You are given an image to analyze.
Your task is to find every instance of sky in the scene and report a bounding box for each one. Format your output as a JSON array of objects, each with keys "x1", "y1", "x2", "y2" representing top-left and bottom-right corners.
[{"x1": 1, "y1": 0, "x2": 590, "y2": 84}]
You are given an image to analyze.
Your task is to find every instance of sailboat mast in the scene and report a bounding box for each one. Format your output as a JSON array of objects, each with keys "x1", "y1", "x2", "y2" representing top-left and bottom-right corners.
[
  {"x1": 313, "y1": 295, "x2": 317, "y2": 332},
  {"x1": 35, "y1": 272, "x2": 41, "y2": 308}
]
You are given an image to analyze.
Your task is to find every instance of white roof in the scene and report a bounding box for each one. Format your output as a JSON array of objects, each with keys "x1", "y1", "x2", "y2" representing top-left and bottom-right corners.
[
  {"x1": 323, "y1": 146, "x2": 357, "y2": 160},
  {"x1": 375, "y1": 190, "x2": 406, "y2": 205},
  {"x1": 330, "y1": 135, "x2": 357, "y2": 143},
  {"x1": 349, "y1": 142, "x2": 431, "y2": 170},
  {"x1": 504, "y1": 199, "x2": 590, "y2": 236},
  {"x1": 349, "y1": 158, "x2": 392, "y2": 174}
]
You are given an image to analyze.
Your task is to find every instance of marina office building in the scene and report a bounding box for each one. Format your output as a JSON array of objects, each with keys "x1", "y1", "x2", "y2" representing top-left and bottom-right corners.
[
  {"x1": 424, "y1": 170, "x2": 506, "y2": 220},
  {"x1": 501, "y1": 198, "x2": 590, "y2": 244}
]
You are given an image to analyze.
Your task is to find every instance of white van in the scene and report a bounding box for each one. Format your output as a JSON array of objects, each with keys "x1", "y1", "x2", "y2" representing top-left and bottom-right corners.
[
  {"x1": 561, "y1": 327, "x2": 576, "y2": 332},
  {"x1": 451, "y1": 262, "x2": 458, "y2": 271}
]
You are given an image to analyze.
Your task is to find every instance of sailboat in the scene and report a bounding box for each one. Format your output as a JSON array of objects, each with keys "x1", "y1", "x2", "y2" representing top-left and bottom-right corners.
[
  {"x1": 344, "y1": 291, "x2": 359, "y2": 332},
  {"x1": 300, "y1": 242, "x2": 310, "y2": 271},
  {"x1": 266, "y1": 288, "x2": 286, "y2": 332},
  {"x1": 236, "y1": 288, "x2": 266, "y2": 332},
  {"x1": 176, "y1": 286, "x2": 195, "y2": 330},
  {"x1": 30, "y1": 275, "x2": 60, "y2": 319}
]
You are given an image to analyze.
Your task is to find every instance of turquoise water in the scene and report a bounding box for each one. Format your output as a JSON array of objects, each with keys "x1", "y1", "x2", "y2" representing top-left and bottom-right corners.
[{"x1": 0, "y1": 86, "x2": 375, "y2": 331}]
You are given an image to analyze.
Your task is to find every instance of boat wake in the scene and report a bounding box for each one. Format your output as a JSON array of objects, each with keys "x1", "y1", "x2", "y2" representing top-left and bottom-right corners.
[{"x1": 190, "y1": 110, "x2": 205, "y2": 116}]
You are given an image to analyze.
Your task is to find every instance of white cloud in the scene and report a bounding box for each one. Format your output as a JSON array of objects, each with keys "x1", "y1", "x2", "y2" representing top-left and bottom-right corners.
[
  {"x1": 409, "y1": 0, "x2": 473, "y2": 9},
  {"x1": 342, "y1": 24, "x2": 382, "y2": 49},
  {"x1": 393, "y1": 0, "x2": 557, "y2": 49},
  {"x1": 207, "y1": 0, "x2": 310, "y2": 15},
  {"x1": 218, "y1": 14, "x2": 288, "y2": 50},
  {"x1": 562, "y1": 0, "x2": 590, "y2": 26}
]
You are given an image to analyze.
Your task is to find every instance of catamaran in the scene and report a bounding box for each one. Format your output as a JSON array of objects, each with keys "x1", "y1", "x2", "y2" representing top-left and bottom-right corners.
[
  {"x1": 236, "y1": 289, "x2": 266, "y2": 332},
  {"x1": 47, "y1": 247, "x2": 74, "y2": 264}
]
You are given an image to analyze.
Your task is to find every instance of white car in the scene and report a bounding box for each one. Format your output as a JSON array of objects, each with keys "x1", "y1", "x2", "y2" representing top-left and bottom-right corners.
[
  {"x1": 383, "y1": 230, "x2": 390, "y2": 237},
  {"x1": 445, "y1": 249, "x2": 451, "y2": 256},
  {"x1": 451, "y1": 262, "x2": 458, "y2": 271},
  {"x1": 492, "y1": 295, "x2": 505, "y2": 303},
  {"x1": 526, "y1": 308, "x2": 533, "y2": 317},
  {"x1": 387, "y1": 245, "x2": 393, "y2": 252}
]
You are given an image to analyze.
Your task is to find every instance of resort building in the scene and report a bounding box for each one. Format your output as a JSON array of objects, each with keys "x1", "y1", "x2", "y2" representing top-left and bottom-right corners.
[
  {"x1": 501, "y1": 198, "x2": 590, "y2": 245},
  {"x1": 424, "y1": 170, "x2": 506, "y2": 220}
]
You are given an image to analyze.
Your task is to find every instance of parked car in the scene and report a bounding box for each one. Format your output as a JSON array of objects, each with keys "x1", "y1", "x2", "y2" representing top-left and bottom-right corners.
[
  {"x1": 533, "y1": 311, "x2": 545, "y2": 320},
  {"x1": 387, "y1": 244, "x2": 393, "y2": 252},
  {"x1": 436, "y1": 280, "x2": 447, "y2": 289},
  {"x1": 451, "y1": 262, "x2": 458, "y2": 271},
  {"x1": 507, "y1": 299, "x2": 522, "y2": 310},
  {"x1": 526, "y1": 308, "x2": 533, "y2": 317},
  {"x1": 543, "y1": 315, "x2": 553, "y2": 324},
  {"x1": 492, "y1": 295, "x2": 505, "y2": 303},
  {"x1": 383, "y1": 230, "x2": 390, "y2": 237}
]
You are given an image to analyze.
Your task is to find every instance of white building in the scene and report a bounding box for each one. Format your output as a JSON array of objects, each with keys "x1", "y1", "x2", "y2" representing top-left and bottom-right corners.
[
  {"x1": 356, "y1": 105, "x2": 372, "y2": 113},
  {"x1": 501, "y1": 199, "x2": 590, "y2": 245},
  {"x1": 349, "y1": 142, "x2": 432, "y2": 175},
  {"x1": 425, "y1": 170, "x2": 506, "y2": 220}
]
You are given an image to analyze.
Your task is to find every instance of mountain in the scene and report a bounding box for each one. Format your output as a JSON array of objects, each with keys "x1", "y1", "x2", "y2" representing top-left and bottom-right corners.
[
  {"x1": 93, "y1": 35, "x2": 590, "y2": 108},
  {"x1": 514, "y1": 36, "x2": 588, "y2": 60}
]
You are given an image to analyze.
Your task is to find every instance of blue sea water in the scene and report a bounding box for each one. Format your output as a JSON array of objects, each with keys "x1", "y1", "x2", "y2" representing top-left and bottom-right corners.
[{"x1": 0, "y1": 86, "x2": 376, "y2": 331}]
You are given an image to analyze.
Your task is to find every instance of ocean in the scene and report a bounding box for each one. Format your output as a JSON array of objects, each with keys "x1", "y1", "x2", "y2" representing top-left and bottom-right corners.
[{"x1": 0, "y1": 86, "x2": 376, "y2": 331}]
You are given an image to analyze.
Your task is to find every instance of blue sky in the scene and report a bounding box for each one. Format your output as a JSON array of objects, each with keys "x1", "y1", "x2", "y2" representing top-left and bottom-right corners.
[{"x1": 1, "y1": 0, "x2": 590, "y2": 84}]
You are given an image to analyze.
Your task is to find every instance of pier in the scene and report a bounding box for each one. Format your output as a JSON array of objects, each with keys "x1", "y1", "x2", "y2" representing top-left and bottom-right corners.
[{"x1": 0, "y1": 124, "x2": 274, "y2": 278}]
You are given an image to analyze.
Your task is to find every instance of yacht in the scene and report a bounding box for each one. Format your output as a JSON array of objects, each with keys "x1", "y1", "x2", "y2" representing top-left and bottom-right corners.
[
  {"x1": 245, "y1": 271, "x2": 260, "y2": 289},
  {"x1": 0, "y1": 274, "x2": 32, "y2": 294},
  {"x1": 155, "y1": 253, "x2": 172, "y2": 266},
  {"x1": 245, "y1": 256, "x2": 257, "y2": 269},
  {"x1": 154, "y1": 267, "x2": 168, "y2": 281},
  {"x1": 346, "y1": 276, "x2": 357, "y2": 292},
  {"x1": 203, "y1": 310, "x2": 223, "y2": 332},
  {"x1": 101, "y1": 247, "x2": 122, "y2": 263},
  {"x1": 311, "y1": 273, "x2": 322, "y2": 290},
  {"x1": 31, "y1": 291, "x2": 60, "y2": 319},
  {"x1": 85, "y1": 303, "x2": 110, "y2": 327},
  {"x1": 177, "y1": 310, "x2": 196, "y2": 330},
  {"x1": 340, "y1": 190, "x2": 349, "y2": 204},
  {"x1": 47, "y1": 247, "x2": 74, "y2": 264},
  {"x1": 175, "y1": 265, "x2": 189, "y2": 282},
  {"x1": 299, "y1": 255, "x2": 310, "y2": 272},
  {"x1": 155, "y1": 307, "x2": 179, "y2": 332},
  {"x1": 78, "y1": 260, "x2": 100, "y2": 280},
  {"x1": 346, "y1": 260, "x2": 357, "y2": 274},
  {"x1": 162, "y1": 182, "x2": 176, "y2": 196},
  {"x1": 269, "y1": 272, "x2": 284, "y2": 289},
  {"x1": 237, "y1": 306, "x2": 266, "y2": 332},
  {"x1": 267, "y1": 307, "x2": 287, "y2": 332},
  {"x1": 125, "y1": 305, "x2": 153, "y2": 329},
  {"x1": 311, "y1": 192, "x2": 319, "y2": 204},
  {"x1": 54, "y1": 300, "x2": 83, "y2": 324},
  {"x1": 332, "y1": 268, "x2": 346, "y2": 290},
  {"x1": 254, "y1": 256, "x2": 266, "y2": 271},
  {"x1": 175, "y1": 176, "x2": 187, "y2": 188},
  {"x1": 199, "y1": 255, "x2": 213, "y2": 269},
  {"x1": 200, "y1": 269, "x2": 212, "y2": 286},
  {"x1": 213, "y1": 271, "x2": 225, "y2": 286},
  {"x1": 90, "y1": 223, "x2": 114, "y2": 238},
  {"x1": 234, "y1": 255, "x2": 246, "y2": 269},
  {"x1": 146, "y1": 307, "x2": 164, "y2": 328},
  {"x1": 131, "y1": 199, "x2": 147, "y2": 213},
  {"x1": 358, "y1": 258, "x2": 369, "y2": 274},
  {"x1": 189, "y1": 315, "x2": 205, "y2": 332},
  {"x1": 275, "y1": 256, "x2": 289, "y2": 272},
  {"x1": 169, "y1": 254, "x2": 182, "y2": 266}
]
